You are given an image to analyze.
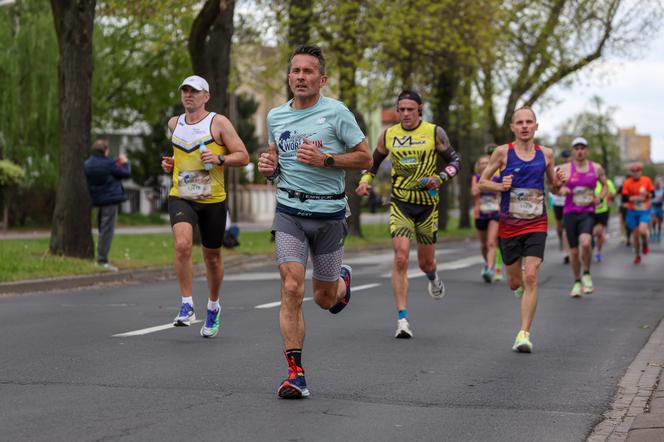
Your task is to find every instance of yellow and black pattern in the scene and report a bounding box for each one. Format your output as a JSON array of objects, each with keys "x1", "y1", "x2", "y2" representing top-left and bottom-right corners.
[
  {"x1": 389, "y1": 200, "x2": 438, "y2": 245},
  {"x1": 385, "y1": 121, "x2": 439, "y2": 205}
]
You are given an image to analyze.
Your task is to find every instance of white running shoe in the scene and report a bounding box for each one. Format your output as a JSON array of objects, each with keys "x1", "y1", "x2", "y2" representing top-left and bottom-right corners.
[
  {"x1": 428, "y1": 277, "x2": 445, "y2": 300},
  {"x1": 395, "y1": 318, "x2": 413, "y2": 339}
]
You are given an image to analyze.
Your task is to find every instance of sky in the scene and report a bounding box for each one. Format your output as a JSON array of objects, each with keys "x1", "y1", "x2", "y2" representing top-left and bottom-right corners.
[{"x1": 538, "y1": 29, "x2": 664, "y2": 163}]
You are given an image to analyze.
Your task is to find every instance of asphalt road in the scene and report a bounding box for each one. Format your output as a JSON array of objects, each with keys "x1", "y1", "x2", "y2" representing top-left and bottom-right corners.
[{"x1": 1, "y1": 230, "x2": 663, "y2": 442}]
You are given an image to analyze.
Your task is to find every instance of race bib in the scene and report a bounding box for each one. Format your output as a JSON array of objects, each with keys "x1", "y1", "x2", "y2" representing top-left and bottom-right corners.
[
  {"x1": 178, "y1": 170, "x2": 212, "y2": 200},
  {"x1": 634, "y1": 201, "x2": 647, "y2": 211},
  {"x1": 479, "y1": 194, "x2": 500, "y2": 213},
  {"x1": 572, "y1": 186, "x2": 594, "y2": 206},
  {"x1": 508, "y1": 188, "x2": 543, "y2": 219}
]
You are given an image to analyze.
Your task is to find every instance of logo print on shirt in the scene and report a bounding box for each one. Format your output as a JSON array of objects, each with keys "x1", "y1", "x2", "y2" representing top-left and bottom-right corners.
[
  {"x1": 278, "y1": 130, "x2": 322, "y2": 153},
  {"x1": 318, "y1": 117, "x2": 326, "y2": 124},
  {"x1": 392, "y1": 136, "x2": 426, "y2": 148}
]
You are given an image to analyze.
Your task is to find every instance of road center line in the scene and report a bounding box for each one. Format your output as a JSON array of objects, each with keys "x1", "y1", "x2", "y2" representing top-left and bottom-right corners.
[
  {"x1": 112, "y1": 320, "x2": 202, "y2": 337},
  {"x1": 254, "y1": 283, "x2": 381, "y2": 309},
  {"x1": 381, "y1": 255, "x2": 486, "y2": 278}
]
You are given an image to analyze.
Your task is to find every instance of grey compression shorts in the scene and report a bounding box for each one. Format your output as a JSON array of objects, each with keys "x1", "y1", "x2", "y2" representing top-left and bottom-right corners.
[{"x1": 272, "y1": 211, "x2": 348, "y2": 282}]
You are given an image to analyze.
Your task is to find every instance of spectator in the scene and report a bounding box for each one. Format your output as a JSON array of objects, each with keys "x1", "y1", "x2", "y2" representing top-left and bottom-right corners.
[{"x1": 84, "y1": 139, "x2": 131, "y2": 271}]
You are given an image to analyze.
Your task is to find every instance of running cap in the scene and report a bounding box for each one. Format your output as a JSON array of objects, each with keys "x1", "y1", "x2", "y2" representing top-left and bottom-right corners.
[
  {"x1": 560, "y1": 149, "x2": 571, "y2": 158},
  {"x1": 179, "y1": 75, "x2": 209, "y2": 92},
  {"x1": 397, "y1": 90, "x2": 422, "y2": 105},
  {"x1": 571, "y1": 137, "x2": 588, "y2": 147}
]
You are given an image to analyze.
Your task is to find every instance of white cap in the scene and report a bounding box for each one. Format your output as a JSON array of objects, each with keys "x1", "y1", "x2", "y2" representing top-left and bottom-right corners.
[
  {"x1": 179, "y1": 75, "x2": 209, "y2": 92},
  {"x1": 571, "y1": 136, "x2": 588, "y2": 147}
]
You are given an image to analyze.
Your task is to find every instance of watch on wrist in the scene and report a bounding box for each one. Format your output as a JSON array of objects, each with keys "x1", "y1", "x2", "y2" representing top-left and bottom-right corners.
[
  {"x1": 217, "y1": 155, "x2": 225, "y2": 165},
  {"x1": 323, "y1": 154, "x2": 335, "y2": 167}
]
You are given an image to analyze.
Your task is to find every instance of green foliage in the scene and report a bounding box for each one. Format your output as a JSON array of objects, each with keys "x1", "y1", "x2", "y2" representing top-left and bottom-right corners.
[
  {"x1": 0, "y1": 159, "x2": 25, "y2": 186},
  {"x1": 236, "y1": 93, "x2": 260, "y2": 154},
  {"x1": 0, "y1": 0, "x2": 60, "y2": 188}
]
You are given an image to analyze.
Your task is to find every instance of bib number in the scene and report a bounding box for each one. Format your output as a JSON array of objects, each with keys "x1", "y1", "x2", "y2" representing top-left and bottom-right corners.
[
  {"x1": 572, "y1": 186, "x2": 594, "y2": 206},
  {"x1": 634, "y1": 201, "x2": 647, "y2": 211},
  {"x1": 479, "y1": 194, "x2": 499, "y2": 213},
  {"x1": 509, "y1": 188, "x2": 543, "y2": 219},
  {"x1": 178, "y1": 170, "x2": 212, "y2": 200}
]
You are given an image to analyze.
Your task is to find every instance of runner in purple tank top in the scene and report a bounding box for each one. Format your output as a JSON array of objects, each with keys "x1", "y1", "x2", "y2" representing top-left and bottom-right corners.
[
  {"x1": 557, "y1": 137, "x2": 608, "y2": 297},
  {"x1": 479, "y1": 106, "x2": 566, "y2": 353}
]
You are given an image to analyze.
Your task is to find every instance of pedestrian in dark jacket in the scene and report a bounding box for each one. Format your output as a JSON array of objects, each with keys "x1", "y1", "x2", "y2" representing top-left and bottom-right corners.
[{"x1": 84, "y1": 139, "x2": 131, "y2": 271}]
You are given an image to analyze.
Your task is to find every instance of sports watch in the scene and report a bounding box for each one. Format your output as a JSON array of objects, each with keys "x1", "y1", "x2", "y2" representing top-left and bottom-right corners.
[{"x1": 323, "y1": 154, "x2": 335, "y2": 167}]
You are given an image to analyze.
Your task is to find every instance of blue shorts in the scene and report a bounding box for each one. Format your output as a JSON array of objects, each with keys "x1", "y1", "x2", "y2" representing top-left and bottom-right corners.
[
  {"x1": 626, "y1": 209, "x2": 651, "y2": 230},
  {"x1": 653, "y1": 206, "x2": 663, "y2": 220}
]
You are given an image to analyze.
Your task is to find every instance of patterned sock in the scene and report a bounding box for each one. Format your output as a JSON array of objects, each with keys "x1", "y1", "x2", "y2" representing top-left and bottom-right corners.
[{"x1": 285, "y1": 349, "x2": 303, "y2": 371}]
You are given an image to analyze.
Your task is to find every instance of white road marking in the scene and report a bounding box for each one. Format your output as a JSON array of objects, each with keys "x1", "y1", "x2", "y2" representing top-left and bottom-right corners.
[
  {"x1": 112, "y1": 320, "x2": 202, "y2": 337},
  {"x1": 254, "y1": 283, "x2": 381, "y2": 309}
]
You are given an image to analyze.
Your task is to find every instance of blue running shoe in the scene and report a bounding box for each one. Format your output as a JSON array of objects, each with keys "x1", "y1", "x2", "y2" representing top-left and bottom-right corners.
[
  {"x1": 173, "y1": 303, "x2": 195, "y2": 326},
  {"x1": 277, "y1": 365, "x2": 310, "y2": 399},
  {"x1": 200, "y1": 308, "x2": 220, "y2": 338},
  {"x1": 329, "y1": 264, "x2": 352, "y2": 314}
]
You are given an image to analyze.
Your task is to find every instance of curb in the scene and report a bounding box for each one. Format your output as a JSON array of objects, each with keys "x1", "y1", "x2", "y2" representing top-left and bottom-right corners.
[
  {"x1": 588, "y1": 318, "x2": 664, "y2": 441},
  {"x1": 0, "y1": 254, "x2": 263, "y2": 296}
]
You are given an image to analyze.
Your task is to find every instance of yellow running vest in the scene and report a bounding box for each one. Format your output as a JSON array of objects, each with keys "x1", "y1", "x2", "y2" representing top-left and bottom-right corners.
[
  {"x1": 169, "y1": 112, "x2": 227, "y2": 204},
  {"x1": 385, "y1": 121, "x2": 438, "y2": 205}
]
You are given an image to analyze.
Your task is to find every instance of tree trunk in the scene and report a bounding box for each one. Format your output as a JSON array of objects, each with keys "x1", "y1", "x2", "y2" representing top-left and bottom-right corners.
[
  {"x1": 456, "y1": 71, "x2": 474, "y2": 229},
  {"x1": 189, "y1": 0, "x2": 235, "y2": 116},
  {"x1": 48, "y1": 0, "x2": 95, "y2": 259},
  {"x1": 433, "y1": 69, "x2": 458, "y2": 231},
  {"x1": 286, "y1": 0, "x2": 312, "y2": 100}
]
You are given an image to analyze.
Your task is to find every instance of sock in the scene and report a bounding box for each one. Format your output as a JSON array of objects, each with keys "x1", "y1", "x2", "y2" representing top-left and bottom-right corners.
[
  {"x1": 425, "y1": 271, "x2": 438, "y2": 281},
  {"x1": 181, "y1": 296, "x2": 193, "y2": 306},
  {"x1": 583, "y1": 271, "x2": 590, "y2": 276},
  {"x1": 398, "y1": 309, "x2": 408, "y2": 320},
  {"x1": 575, "y1": 279, "x2": 581, "y2": 283},
  {"x1": 285, "y1": 349, "x2": 303, "y2": 371},
  {"x1": 208, "y1": 300, "x2": 220, "y2": 312},
  {"x1": 496, "y1": 249, "x2": 503, "y2": 267}
]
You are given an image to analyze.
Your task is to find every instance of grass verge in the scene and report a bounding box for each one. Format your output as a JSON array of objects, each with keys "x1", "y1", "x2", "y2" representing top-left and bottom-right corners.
[{"x1": 1, "y1": 222, "x2": 474, "y2": 283}]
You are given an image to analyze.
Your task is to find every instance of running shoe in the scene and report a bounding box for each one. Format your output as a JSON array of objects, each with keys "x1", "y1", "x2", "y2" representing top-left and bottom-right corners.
[
  {"x1": 428, "y1": 277, "x2": 445, "y2": 299},
  {"x1": 494, "y1": 268, "x2": 504, "y2": 282},
  {"x1": 643, "y1": 243, "x2": 649, "y2": 255},
  {"x1": 329, "y1": 264, "x2": 352, "y2": 314},
  {"x1": 513, "y1": 286, "x2": 524, "y2": 298},
  {"x1": 395, "y1": 318, "x2": 413, "y2": 339},
  {"x1": 634, "y1": 255, "x2": 641, "y2": 265},
  {"x1": 512, "y1": 330, "x2": 532, "y2": 353},
  {"x1": 173, "y1": 303, "x2": 196, "y2": 326},
  {"x1": 581, "y1": 274, "x2": 594, "y2": 294},
  {"x1": 277, "y1": 364, "x2": 310, "y2": 399},
  {"x1": 595, "y1": 252, "x2": 603, "y2": 263},
  {"x1": 200, "y1": 308, "x2": 220, "y2": 338},
  {"x1": 570, "y1": 281, "x2": 582, "y2": 298},
  {"x1": 481, "y1": 267, "x2": 492, "y2": 283}
]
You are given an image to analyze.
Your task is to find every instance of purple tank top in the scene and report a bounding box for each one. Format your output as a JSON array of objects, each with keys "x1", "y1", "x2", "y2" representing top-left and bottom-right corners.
[
  {"x1": 563, "y1": 161, "x2": 597, "y2": 214},
  {"x1": 474, "y1": 173, "x2": 500, "y2": 220}
]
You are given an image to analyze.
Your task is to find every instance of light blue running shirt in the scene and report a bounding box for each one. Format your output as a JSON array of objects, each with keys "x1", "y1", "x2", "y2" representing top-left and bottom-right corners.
[{"x1": 268, "y1": 95, "x2": 365, "y2": 218}]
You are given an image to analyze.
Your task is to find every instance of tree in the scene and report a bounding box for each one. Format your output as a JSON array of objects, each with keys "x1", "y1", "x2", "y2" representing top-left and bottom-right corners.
[
  {"x1": 481, "y1": 0, "x2": 663, "y2": 143},
  {"x1": 559, "y1": 95, "x2": 621, "y2": 176},
  {"x1": 189, "y1": 0, "x2": 235, "y2": 116},
  {"x1": 48, "y1": 0, "x2": 96, "y2": 258}
]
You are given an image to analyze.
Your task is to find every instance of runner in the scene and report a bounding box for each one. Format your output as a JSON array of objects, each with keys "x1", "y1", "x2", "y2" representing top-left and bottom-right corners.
[
  {"x1": 471, "y1": 155, "x2": 500, "y2": 283},
  {"x1": 593, "y1": 175, "x2": 616, "y2": 263},
  {"x1": 257, "y1": 45, "x2": 372, "y2": 398},
  {"x1": 557, "y1": 137, "x2": 608, "y2": 297},
  {"x1": 550, "y1": 149, "x2": 571, "y2": 264},
  {"x1": 484, "y1": 143, "x2": 505, "y2": 281},
  {"x1": 622, "y1": 163, "x2": 654, "y2": 264},
  {"x1": 479, "y1": 106, "x2": 565, "y2": 353},
  {"x1": 650, "y1": 176, "x2": 663, "y2": 242},
  {"x1": 355, "y1": 90, "x2": 460, "y2": 339},
  {"x1": 161, "y1": 75, "x2": 250, "y2": 337}
]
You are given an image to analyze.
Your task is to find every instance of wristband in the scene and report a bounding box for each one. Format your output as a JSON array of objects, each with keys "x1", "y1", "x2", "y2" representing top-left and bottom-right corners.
[
  {"x1": 359, "y1": 172, "x2": 375, "y2": 185},
  {"x1": 266, "y1": 165, "x2": 280, "y2": 182}
]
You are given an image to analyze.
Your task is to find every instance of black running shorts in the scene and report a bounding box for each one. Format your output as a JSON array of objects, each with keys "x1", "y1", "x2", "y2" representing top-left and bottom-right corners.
[
  {"x1": 168, "y1": 196, "x2": 227, "y2": 249},
  {"x1": 563, "y1": 212, "x2": 594, "y2": 248},
  {"x1": 499, "y1": 232, "x2": 547, "y2": 266}
]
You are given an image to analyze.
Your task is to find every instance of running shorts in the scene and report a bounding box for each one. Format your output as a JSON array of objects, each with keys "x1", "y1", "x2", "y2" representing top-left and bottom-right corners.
[
  {"x1": 390, "y1": 200, "x2": 438, "y2": 245},
  {"x1": 271, "y1": 211, "x2": 347, "y2": 282},
  {"x1": 499, "y1": 232, "x2": 547, "y2": 266},
  {"x1": 553, "y1": 205, "x2": 564, "y2": 222},
  {"x1": 168, "y1": 196, "x2": 227, "y2": 249},
  {"x1": 626, "y1": 209, "x2": 651, "y2": 230},
  {"x1": 563, "y1": 212, "x2": 595, "y2": 248},
  {"x1": 594, "y1": 212, "x2": 609, "y2": 227},
  {"x1": 652, "y1": 206, "x2": 663, "y2": 221},
  {"x1": 475, "y1": 217, "x2": 498, "y2": 231}
]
